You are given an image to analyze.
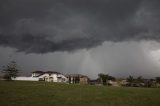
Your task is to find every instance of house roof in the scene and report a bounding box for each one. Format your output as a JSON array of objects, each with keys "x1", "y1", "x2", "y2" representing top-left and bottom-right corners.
[
  {"x1": 44, "y1": 71, "x2": 61, "y2": 74},
  {"x1": 32, "y1": 71, "x2": 61, "y2": 74},
  {"x1": 32, "y1": 71, "x2": 44, "y2": 73}
]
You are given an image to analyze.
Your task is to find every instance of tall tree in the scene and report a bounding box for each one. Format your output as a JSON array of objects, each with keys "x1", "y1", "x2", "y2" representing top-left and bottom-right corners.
[
  {"x1": 98, "y1": 73, "x2": 109, "y2": 85},
  {"x1": 136, "y1": 76, "x2": 144, "y2": 83},
  {"x1": 127, "y1": 75, "x2": 134, "y2": 86},
  {"x1": 156, "y1": 77, "x2": 160, "y2": 84},
  {"x1": 127, "y1": 76, "x2": 134, "y2": 83},
  {"x1": 1, "y1": 61, "x2": 19, "y2": 80},
  {"x1": 108, "y1": 75, "x2": 116, "y2": 81}
]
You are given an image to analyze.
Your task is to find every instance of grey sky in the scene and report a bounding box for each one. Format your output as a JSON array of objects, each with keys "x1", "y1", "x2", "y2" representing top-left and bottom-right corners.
[{"x1": 0, "y1": 0, "x2": 160, "y2": 78}]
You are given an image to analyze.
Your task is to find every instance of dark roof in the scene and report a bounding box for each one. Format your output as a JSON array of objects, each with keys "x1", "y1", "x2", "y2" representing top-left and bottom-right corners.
[
  {"x1": 32, "y1": 71, "x2": 61, "y2": 74},
  {"x1": 32, "y1": 71, "x2": 44, "y2": 73},
  {"x1": 44, "y1": 71, "x2": 61, "y2": 74},
  {"x1": 32, "y1": 71, "x2": 60, "y2": 74}
]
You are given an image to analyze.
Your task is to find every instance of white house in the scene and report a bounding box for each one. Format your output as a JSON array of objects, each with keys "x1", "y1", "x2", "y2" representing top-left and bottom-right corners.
[
  {"x1": 32, "y1": 71, "x2": 67, "y2": 82},
  {"x1": 12, "y1": 71, "x2": 68, "y2": 83}
]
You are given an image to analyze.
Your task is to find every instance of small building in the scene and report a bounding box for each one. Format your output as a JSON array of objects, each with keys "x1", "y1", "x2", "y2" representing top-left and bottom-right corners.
[
  {"x1": 120, "y1": 80, "x2": 128, "y2": 86},
  {"x1": 66, "y1": 74, "x2": 89, "y2": 84},
  {"x1": 89, "y1": 79, "x2": 101, "y2": 85},
  {"x1": 108, "y1": 80, "x2": 120, "y2": 87}
]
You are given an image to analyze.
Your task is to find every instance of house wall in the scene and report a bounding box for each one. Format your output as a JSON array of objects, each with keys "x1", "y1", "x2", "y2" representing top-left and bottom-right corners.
[
  {"x1": 38, "y1": 73, "x2": 67, "y2": 82},
  {"x1": 67, "y1": 75, "x2": 88, "y2": 84},
  {"x1": 12, "y1": 77, "x2": 39, "y2": 81},
  {"x1": 67, "y1": 76, "x2": 80, "y2": 84},
  {"x1": 52, "y1": 74, "x2": 58, "y2": 82},
  {"x1": 57, "y1": 74, "x2": 68, "y2": 82},
  {"x1": 80, "y1": 77, "x2": 88, "y2": 84}
]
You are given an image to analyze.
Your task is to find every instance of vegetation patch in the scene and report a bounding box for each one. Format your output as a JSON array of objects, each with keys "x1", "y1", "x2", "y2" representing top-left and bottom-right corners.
[{"x1": 0, "y1": 81, "x2": 160, "y2": 106}]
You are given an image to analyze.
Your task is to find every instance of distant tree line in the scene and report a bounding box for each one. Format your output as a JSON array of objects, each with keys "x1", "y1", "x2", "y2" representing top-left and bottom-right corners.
[
  {"x1": 97, "y1": 73, "x2": 160, "y2": 88},
  {"x1": 126, "y1": 75, "x2": 160, "y2": 87}
]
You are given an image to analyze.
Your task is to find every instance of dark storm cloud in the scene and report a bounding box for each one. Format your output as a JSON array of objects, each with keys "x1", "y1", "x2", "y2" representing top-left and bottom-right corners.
[
  {"x1": 0, "y1": 33, "x2": 102, "y2": 53},
  {"x1": 0, "y1": 0, "x2": 160, "y2": 53}
]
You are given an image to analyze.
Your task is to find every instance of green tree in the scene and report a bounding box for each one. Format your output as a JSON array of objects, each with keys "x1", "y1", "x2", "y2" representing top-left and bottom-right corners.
[
  {"x1": 108, "y1": 75, "x2": 116, "y2": 81},
  {"x1": 1, "y1": 61, "x2": 19, "y2": 80},
  {"x1": 127, "y1": 75, "x2": 134, "y2": 86},
  {"x1": 98, "y1": 73, "x2": 110, "y2": 85},
  {"x1": 136, "y1": 76, "x2": 144, "y2": 83},
  {"x1": 127, "y1": 76, "x2": 134, "y2": 82},
  {"x1": 156, "y1": 77, "x2": 160, "y2": 84}
]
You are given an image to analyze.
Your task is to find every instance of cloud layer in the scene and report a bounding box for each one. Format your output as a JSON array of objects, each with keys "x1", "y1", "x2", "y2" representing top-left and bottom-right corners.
[
  {"x1": 0, "y1": 0, "x2": 160, "y2": 53},
  {"x1": 1, "y1": 41, "x2": 160, "y2": 78}
]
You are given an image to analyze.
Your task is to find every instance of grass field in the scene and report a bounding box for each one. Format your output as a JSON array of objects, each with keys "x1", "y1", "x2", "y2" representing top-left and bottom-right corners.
[{"x1": 0, "y1": 81, "x2": 160, "y2": 106}]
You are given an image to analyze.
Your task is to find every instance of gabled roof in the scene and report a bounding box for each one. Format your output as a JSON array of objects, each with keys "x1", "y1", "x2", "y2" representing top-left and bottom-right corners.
[
  {"x1": 44, "y1": 71, "x2": 61, "y2": 74},
  {"x1": 32, "y1": 71, "x2": 61, "y2": 74},
  {"x1": 32, "y1": 71, "x2": 44, "y2": 73}
]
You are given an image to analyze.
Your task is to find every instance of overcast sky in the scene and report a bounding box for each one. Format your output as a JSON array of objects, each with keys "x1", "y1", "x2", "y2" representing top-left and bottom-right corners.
[{"x1": 0, "y1": 0, "x2": 160, "y2": 78}]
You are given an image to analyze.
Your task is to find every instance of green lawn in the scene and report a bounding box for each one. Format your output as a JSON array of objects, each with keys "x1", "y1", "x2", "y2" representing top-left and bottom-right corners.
[{"x1": 0, "y1": 81, "x2": 160, "y2": 106}]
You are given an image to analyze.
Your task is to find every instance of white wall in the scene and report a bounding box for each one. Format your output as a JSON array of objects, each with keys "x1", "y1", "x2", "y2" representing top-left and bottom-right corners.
[
  {"x1": 32, "y1": 73, "x2": 42, "y2": 77},
  {"x1": 12, "y1": 73, "x2": 68, "y2": 82},
  {"x1": 38, "y1": 73, "x2": 68, "y2": 82},
  {"x1": 12, "y1": 77, "x2": 39, "y2": 81}
]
